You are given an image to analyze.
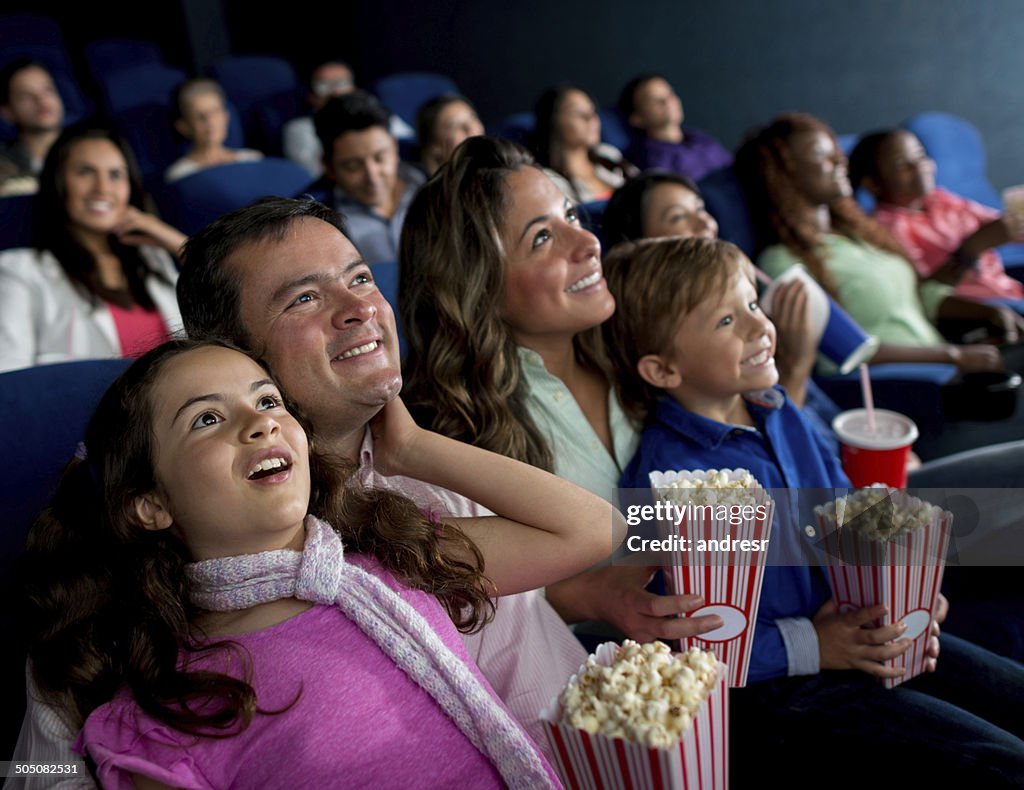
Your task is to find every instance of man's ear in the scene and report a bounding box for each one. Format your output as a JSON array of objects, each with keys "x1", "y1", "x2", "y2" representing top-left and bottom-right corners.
[
  {"x1": 0, "y1": 106, "x2": 12, "y2": 125},
  {"x1": 637, "y1": 353, "x2": 682, "y2": 390},
  {"x1": 628, "y1": 111, "x2": 643, "y2": 130},
  {"x1": 132, "y1": 491, "x2": 173, "y2": 532}
]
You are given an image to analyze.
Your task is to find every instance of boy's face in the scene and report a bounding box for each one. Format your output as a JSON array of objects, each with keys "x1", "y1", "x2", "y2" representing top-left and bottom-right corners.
[{"x1": 646, "y1": 271, "x2": 778, "y2": 418}]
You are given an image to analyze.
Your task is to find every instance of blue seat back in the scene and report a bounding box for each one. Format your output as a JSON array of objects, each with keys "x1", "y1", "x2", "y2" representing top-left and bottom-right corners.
[
  {"x1": 0, "y1": 357, "x2": 129, "y2": 764},
  {"x1": 0, "y1": 194, "x2": 35, "y2": 250},
  {"x1": 698, "y1": 165, "x2": 758, "y2": 258},
  {"x1": 370, "y1": 71, "x2": 459, "y2": 130},
  {"x1": 153, "y1": 157, "x2": 314, "y2": 235},
  {"x1": 902, "y1": 111, "x2": 1002, "y2": 210},
  {"x1": 99, "y1": 62, "x2": 187, "y2": 117}
]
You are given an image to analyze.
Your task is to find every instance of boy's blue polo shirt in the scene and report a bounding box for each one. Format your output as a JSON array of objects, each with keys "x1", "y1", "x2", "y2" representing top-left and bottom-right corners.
[{"x1": 620, "y1": 388, "x2": 851, "y2": 682}]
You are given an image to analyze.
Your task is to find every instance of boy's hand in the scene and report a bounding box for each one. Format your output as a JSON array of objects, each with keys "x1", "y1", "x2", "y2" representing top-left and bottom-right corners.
[
  {"x1": 924, "y1": 593, "x2": 949, "y2": 672},
  {"x1": 813, "y1": 600, "x2": 911, "y2": 679}
]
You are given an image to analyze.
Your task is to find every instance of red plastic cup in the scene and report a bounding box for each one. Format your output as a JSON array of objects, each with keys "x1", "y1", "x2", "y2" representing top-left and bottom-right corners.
[{"x1": 832, "y1": 408, "x2": 919, "y2": 487}]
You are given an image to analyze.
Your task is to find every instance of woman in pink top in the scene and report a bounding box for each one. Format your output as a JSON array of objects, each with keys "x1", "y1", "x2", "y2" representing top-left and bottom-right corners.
[
  {"x1": 23, "y1": 339, "x2": 622, "y2": 788},
  {"x1": 849, "y1": 128, "x2": 1024, "y2": 312},
  {"x1": 0, "y1": 124, "x2": 186, "y2": 372}
]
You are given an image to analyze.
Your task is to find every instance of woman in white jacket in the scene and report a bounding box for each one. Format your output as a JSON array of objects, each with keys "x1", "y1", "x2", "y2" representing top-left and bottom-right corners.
[{"x1": 0, "y1": 124, "x2": 185, "y2": 373}]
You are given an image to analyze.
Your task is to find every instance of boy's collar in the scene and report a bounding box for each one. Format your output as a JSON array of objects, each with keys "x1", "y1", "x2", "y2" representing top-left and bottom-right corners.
[{"x1": 655, "y1": 387, "x2": 785, "y2": 451}]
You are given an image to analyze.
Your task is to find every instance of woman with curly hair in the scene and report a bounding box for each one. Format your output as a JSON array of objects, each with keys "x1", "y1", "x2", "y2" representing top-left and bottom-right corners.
[
  {"x1": 532, "y1": 84, "x2": 636, "y2": 204},
  {"x1": 399, "y1": 135, "x2": 723, "y2": 644},
  {"x1": 736, "y1": 112, "x2": 1022, "y2": 373}
]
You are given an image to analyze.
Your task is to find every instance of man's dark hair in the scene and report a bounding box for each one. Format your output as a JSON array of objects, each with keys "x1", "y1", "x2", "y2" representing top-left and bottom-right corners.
[
  {"x1": 0, "y1": 57, "x2": 54, "y2": 106},
  {"x1": 617, "y1": 72, "x2": 667, "y2": 121},
  {"x1": 314, "y1": 89, "x2": 391, "y2": 154},
  {"x1": 177, "y1": 197, "x2": 346, "y2": 347}
]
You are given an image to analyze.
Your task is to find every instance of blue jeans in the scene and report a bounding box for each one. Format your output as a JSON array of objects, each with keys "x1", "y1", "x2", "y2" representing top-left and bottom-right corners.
[{"x1": 730, "y1": 634, "x2": 1024, "y2": 787}]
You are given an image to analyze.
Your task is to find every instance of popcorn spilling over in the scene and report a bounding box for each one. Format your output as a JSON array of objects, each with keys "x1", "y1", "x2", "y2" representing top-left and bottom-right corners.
[
  {"x1": 819, "y1": 486, "x2": 937, "y2": 540},
  {"x1": 559, "y1": 640, "x2": 719, "y2": 748},
  {"x1": 657, "y1": 468, "x2": 762, "y2": 508}
]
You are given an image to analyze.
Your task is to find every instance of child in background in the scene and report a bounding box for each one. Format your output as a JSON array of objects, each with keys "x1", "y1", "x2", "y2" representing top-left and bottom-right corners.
[
  {"x1": 849, "y1": 128, "x2": 1024, "y2": 311},
  {"x1": 603, "y1": 236, "x2": 1024, "y2": 787},
  {"x1": 23, "y1": 339, "x2": 622, "y2": 788},
  {"x1": 165, "y1": 78, "x2": 262, "y2": 183}
]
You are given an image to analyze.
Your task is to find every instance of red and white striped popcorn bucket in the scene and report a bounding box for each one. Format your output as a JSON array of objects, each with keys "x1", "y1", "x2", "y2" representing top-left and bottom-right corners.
[
  {"x1": 815, "y1": 489, "x2": 952, "y2": 688},
  {"x1": 650, "y1": 469, "x2": 774, "y2": 688},
  {"x1": 540, "y1": 643, "x2": 728, "y2": 790}
]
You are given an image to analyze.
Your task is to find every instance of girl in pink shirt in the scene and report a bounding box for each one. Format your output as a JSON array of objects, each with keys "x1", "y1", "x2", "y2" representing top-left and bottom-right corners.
[{"x1": 23, "y1": 339, "x2": 622, "y2": 788}]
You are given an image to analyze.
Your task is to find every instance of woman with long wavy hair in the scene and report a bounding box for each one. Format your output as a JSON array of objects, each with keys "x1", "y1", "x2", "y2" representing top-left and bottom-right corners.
[{"x1": 399, "y1": 135, "x2": 723, "y2": 644}]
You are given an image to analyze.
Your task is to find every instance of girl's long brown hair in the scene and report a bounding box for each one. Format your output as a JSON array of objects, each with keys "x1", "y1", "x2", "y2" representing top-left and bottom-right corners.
[{"x1": 21, "y1": 339, "x2": 492, "y2": 738}]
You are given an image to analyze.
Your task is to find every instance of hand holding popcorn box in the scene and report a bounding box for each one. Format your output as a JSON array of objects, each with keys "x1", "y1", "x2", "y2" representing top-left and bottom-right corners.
[
  {"x1": 649, "y1": 469, "x2": 774, "y2": 687},
  {"x1": 815, "y1": 487, "x2": 953, "y2": 688},
  {"x1": 541, "y1": 641, "x2": 727, "y2": 789}
]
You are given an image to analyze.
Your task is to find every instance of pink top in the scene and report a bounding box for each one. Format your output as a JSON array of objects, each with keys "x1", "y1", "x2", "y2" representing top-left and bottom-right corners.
[
  {"x1": 106, "y1": 302, "x2": 170, "y2": 358},
  {"x1": 874, "y1": 187, "x2": 1024, "y2": 300},
  {"x1": 75, "y1": 556, "x2": 510, "y2": 790}
]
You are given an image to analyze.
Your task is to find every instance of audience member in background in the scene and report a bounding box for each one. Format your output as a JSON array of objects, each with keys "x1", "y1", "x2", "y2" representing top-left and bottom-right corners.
[
  {"x1": 0, "y1": 58, "x2": 65, "y2": 195},
  {"x1": 618, "y1": 73, "x2": 731, "y2": 182},
  {"x1": 284, "y1": 60, "x2": 414, "y2": 178},
  {"x1": 737, "y1": 112, "x2": 1022, "y2": 374},
  {"x1": 850, "y1": 128, "x2": 1024, "y2": 311},
  {"x1": 532, "y1": 84, "x2": 636, "y2": 203},
  {"x1": 0, "y1": 124, "x2": 184, "y2": 373},
  {"x1": 164, "y1": 78, "x2": 263, "y2": 183},
  {"x1": 416, "y1": 93, "x2": 484, "y2": 176},
  {"x1": 312, "y1": 90, "x2": 425, "y2": 263},
  {"x1": 400, "y1": 136, "x2": 724, "y2": 643}
]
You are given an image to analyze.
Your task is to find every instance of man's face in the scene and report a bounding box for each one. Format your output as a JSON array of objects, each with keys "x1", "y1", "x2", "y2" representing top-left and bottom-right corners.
[
  {"x1": 229, "y1": 217, "x2": 402, "y2": 443},
  {"x1": 630, "y1": 77, "x2": 683, "y2": 132},
  {"x1": 326, "y1": 127, "x2": 398, "y2": 209},
  {"x1": 2, "y1": 65, "x2": 64, "y2": 133}
]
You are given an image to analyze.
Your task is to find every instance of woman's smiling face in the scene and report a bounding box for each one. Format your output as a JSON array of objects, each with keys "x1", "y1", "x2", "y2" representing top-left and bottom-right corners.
[{"x1": 498, "y1": 167, "x2": 615, "y2": 346}]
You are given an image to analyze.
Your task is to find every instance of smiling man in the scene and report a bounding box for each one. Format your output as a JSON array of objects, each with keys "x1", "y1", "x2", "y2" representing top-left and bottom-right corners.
[{"x1": 308, "y1": 90, "x2": 425, "y2": 264}]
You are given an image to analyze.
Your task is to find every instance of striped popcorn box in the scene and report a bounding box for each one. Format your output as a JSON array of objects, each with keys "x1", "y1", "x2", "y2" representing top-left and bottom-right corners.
[
  {"x1": 540, "y1": 641, "x2": 728, "y2": 790},
  {"x1": 649, "y1": 468, "x2": 774, "y2": 687},
  {"x1": 815, "y1": 488, "x2": 953, "y2": 688}
]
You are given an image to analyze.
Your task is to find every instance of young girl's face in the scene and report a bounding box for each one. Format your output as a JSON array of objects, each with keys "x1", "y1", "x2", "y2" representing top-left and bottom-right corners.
[
  {"x1": 136, "y1": 346, "x2": 311, "y2": 561},
  {"x1": 655, "y1": 265, "x2": 778, "y2": 415},
  {"x1": 178, "y1": 90, "x2": 229, "y2": 148},
  {"x1": 874, "y1": 131, "x2": 935, "y2": 207}
]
